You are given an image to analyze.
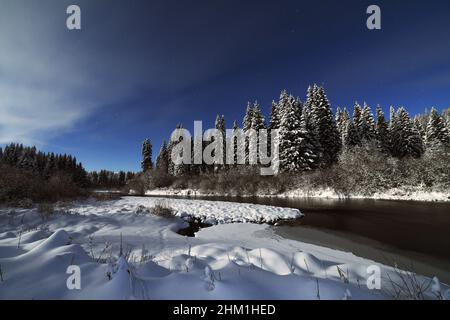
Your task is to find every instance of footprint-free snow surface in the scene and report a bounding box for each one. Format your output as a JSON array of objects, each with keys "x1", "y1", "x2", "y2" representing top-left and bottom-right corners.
[{"x1": 0, "y1": 196, "x2": 447, "y2": 300}]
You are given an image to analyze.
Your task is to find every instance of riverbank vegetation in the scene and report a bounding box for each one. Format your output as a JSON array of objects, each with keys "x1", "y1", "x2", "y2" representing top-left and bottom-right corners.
[
  {"x1": 136, "y1": 85, "x2": 450, "y2": 198},
  {"x1": 0, "y1": 144, "x2": 135, "y2": 205}
]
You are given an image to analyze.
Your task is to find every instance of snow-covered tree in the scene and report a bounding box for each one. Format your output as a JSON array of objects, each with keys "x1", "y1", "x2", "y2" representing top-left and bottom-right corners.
[
  {"x1": 425, "y1": 107, "x2": 450, "y2": 150},
  {"x1": 342, "y1": 120, "x2": 359, "y2": 148},
  {"x1": 389, "y1": 105, "x2": 396, "y2": 129},
  {"x1": 351, "y1": 102, "x2": 363, "y2": 145},
  {"x1": 375, "y1": 105, "x2": 390, "y2": 153},
  {"x1": 242, "y1": 102, "x2": 254, "y2": 164},
  {"x1": 277, "y1": 91, "x2": 320, "y2": 172},
  {"x1": 310, "y1": 86, "x2": 341, "y2": 166},
  {"x1": 269, "y1": 100, "x2": 281, "y2": 130},
  {"x1": 215, "y1": 114, "x2": 226, "y2": 171},
  {"x1": 390, "y1": 107, "x2": 424, "y2": 158},
  {"x1": 360, "y1": 103, "x2": 376, "y2": 142},
  {"x1": 156, "y1": 140, "x2": 169, "y2": 173},
  {"x1": 278, "y1": 96, "x2": 305, "y2": 171},
  {"x1": 251, "y1": 102, "x2": 266, "y2": 131},
  {"x1": 242, "y1": 102, "x2": 254, "y2": 132},
  {"x1": 413, "y1": 116, "x2": 426, "y2": 141},
  {"x1": 252, "y1": 101, "x2": 266, "y2": 163},
  {"x1": 141, "y1": 139, "x2": 153, "y2": 172}
]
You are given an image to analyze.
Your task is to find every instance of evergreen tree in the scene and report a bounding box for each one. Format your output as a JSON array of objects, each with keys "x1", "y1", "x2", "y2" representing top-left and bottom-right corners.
[
  {"x1": 242, "y1": 102, "x2": 254, "y2": 165},
  {"x1": 156, "y1": 140, "x2": 169, "y2": 173},
  {"x1": 391, "y1": 107, "x2": 424, "y2": 158},
  {"x1": 141, "y1": 139, "x2": 153, "y2": 172},
  {"x1": 310, "y1": 86, "x2": 341, "y2": 166},
  {"x1": 342, "y1": 120, "x2": 360, "y2": 148},
  {"x1": 360, "y1": 103, "x2": 376, "y2": 142},
  {"x1": 335, "y1": 107, "x2": 344, "y2": 135},
  {"x1": 375, "y1": 105, "x2": 390, "y2": 153},
  {"x1": 251, "y1": 102, "x2": 266, "y2": 163},
  {"x1": 215, "y1": 114, "x2": 226, "y2": 171},
  {"x1": 278, "y1": 96, "x2": 303, "y2": 172},
  {"x1": 269, "y1": 100, "x2": 281, "y2": 130},
  {"x1": 352, "y1": 102, "x2": 363, "y2": 145},
  {"x1": 413, "y1": 116, "x2": 426, "y2": 141},
  {"x1": 425, "y1": 107, "x2": 450, "y2": 150}
]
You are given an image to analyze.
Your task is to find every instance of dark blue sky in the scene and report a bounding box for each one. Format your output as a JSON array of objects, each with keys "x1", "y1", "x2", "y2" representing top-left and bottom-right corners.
[{"x1": 1, "y1": 0, "x2": 449, "y2": 172}]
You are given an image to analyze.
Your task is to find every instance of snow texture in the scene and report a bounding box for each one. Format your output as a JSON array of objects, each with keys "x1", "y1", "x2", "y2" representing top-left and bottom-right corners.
[{"x1": 0, "y1": 197, "x2": 447, "y2": 300}]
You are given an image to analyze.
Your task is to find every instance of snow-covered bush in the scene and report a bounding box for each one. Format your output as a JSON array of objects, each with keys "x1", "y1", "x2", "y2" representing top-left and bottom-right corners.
[{"x1": 150, "y1": 200, "x2": 174, "y2": 218}]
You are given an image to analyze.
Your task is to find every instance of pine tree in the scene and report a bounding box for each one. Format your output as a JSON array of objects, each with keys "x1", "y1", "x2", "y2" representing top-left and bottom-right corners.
[
  {"x1": 352, "y1": 102, "x2": 363, "y2": 145},
  {"x1": 391, "y1": 107, "x2": 424, "y2": 158},
  {"x1": 335, "y1": 107, "x2": 344, "y2": 134},
  {"x1": 360, "y1": 103, "x2": 376, "y2": 142},
  {"x1": 171, "y1": 123, "x2": 189, "y2": 176},
  {"x1": 413, "y1": 117, "x2": 426, "y2": 141},
  {"x1": 342, "y1": 120, "x2": 360, "y2": 148},
  {"x1": 141, "y1": 139, "x2": 153, "y2": 172},
  {"x1": 310, "y1": 86, "x2": 341, "y2": 166},
  {"x1": 243, "y1": 102, "x2": 254, "y2": 132},
  {"x1": 389, "y1": 106, "x2": 396, "y2": 129},
  {"x1": 269, "y1": 100, "x2": 281, "y2": 130},
  {"x1": 375, "y1": 105, "x2": 390, "y2": 153},
  {"x1": 215, "y1": 114, "x2": 226, "y2": 171},
  {"x1": 278, "y1": 96, "x2": 303, "y2": 172},
  {"x1": 425, "y1": 107, "x2": 450, "y2": 150},
  {"x1": 242, "y1": 102, "x2": 254, "y2": 164},
  {"x1": 304, "y1": 85, "x2": 318, "y2": 112},
  {"x1": 251, "y1": 102, "x2": 266, "y2": 163},
  {"x1": 156, "y1": 140, "x2": 169, "y2": 173}
]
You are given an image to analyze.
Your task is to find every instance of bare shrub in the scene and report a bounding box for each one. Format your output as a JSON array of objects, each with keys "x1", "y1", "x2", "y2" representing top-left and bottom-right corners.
[
  {"x1": 126, "y1": 174, "x2": 146, "y2": 195},
  {"x1": 37, "y1": 203, "x2": 55, "y2": 220}
]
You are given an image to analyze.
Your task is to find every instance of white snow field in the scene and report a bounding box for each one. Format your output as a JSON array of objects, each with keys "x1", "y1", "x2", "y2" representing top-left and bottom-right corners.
[
  {"x1": 0, "y1": 196, "x2": 447, "y2": 300},
  {"x1": 145, "y1": 187, "x2": 450, "y2": 202}
]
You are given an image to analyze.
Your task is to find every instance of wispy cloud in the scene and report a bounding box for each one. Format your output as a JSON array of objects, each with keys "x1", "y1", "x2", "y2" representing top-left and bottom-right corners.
[{"x1": 0, "y1": 1, "x2": 101, "y2": 145}]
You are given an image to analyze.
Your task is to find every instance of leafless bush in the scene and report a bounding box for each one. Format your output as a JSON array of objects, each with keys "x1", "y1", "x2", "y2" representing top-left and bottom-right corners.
[
  {"x1": 384, "y1": 267, "x2": 433, "y2": 300},
  {"x1": 126, "y1": 174, "x2": 147, "y2": 195},
  {"x1": 37, "y1": 203, "x2": 55, "y2": 220}
]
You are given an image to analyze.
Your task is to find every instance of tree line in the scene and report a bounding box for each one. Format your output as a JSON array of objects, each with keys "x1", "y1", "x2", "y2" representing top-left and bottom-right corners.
[
  {"x1": 141, "y1": 85, "x2": 450, "y2": 177},
  {"x1": 0, "y1": 143, "x2": 136, "y2": 202}
]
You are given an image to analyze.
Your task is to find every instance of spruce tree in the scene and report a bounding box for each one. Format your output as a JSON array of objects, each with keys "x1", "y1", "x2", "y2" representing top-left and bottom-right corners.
[
  {"x1": 391, "y1": 107, "x2": 424, "y2": 158},
  {"x1": 425, "y1": 107, "x2": 450, "y2": 150},
  {"x1": 342, "y1": 120, "x2": 359, "y2": 148},
  {"x1": 141, "y1": 139, "x2": 153, "y2": 172},
  {"x1": 360, "y1": 103, "x2": 376, "y2": 142},
  {"x1": 352, "y1": 102, "x2": 363, "y2": 145},
  {"x1": 375, "y1": 105, "x2": 390, "y2": 153},
  {"x1": 310, "y1": 86, "x2": 341, "y2": 166},
  {"x1": 156, "y1": 140, "x2": 169, "y2": 173},
  {"x1": 215, "y1": 114, "x2": 226, "y2": 171},
  {"x1": 243, "y1": 102, "x2": 254, "y2": 164},
  {"x1": 278, "y1": 96, "x2": 303, "y2": 172},
  {"x1": 251, "y1": 102, "x2": 266, "y2": 163},
  {"x1": 269, "y1": 100, "x2": 281, "y2": 130}
]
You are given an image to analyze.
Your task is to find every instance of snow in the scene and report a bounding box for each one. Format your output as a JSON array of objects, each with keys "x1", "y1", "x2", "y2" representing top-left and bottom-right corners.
[
  {"x1": 0, "y1": 197, "x2": 448, "y2": 300},
  {"x1": 145, "y1": 186, "x2": 450, "y2": 202}
]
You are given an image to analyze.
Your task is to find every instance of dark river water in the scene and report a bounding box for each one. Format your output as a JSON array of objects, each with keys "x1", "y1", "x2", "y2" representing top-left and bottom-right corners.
[{"x1": 145, "y1": 195, "x2": 450, "y2": 282}]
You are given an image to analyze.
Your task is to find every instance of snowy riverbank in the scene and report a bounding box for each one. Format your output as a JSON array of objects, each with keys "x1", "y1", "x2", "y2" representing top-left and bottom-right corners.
[
  {"x1": 145, "y1": 187, "x2": 450, "y2": 202},
  {"x1": 0, "y1": 197, "x2": 448, "y2": 300}
]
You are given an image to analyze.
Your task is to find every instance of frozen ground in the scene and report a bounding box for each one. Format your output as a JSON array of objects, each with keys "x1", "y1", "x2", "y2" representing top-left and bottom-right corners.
[
  {"x1": 145, "y1": 187, "x2": 450, "y2": 202},
  {"x1": 0, "y1": 196, "x2": 448, "y2": 300}
]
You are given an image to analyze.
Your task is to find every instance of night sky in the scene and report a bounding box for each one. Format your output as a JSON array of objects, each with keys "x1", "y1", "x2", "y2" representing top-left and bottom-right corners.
[{"x1": 1, "y1": 0, "x2": 449, "y2": 171}]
